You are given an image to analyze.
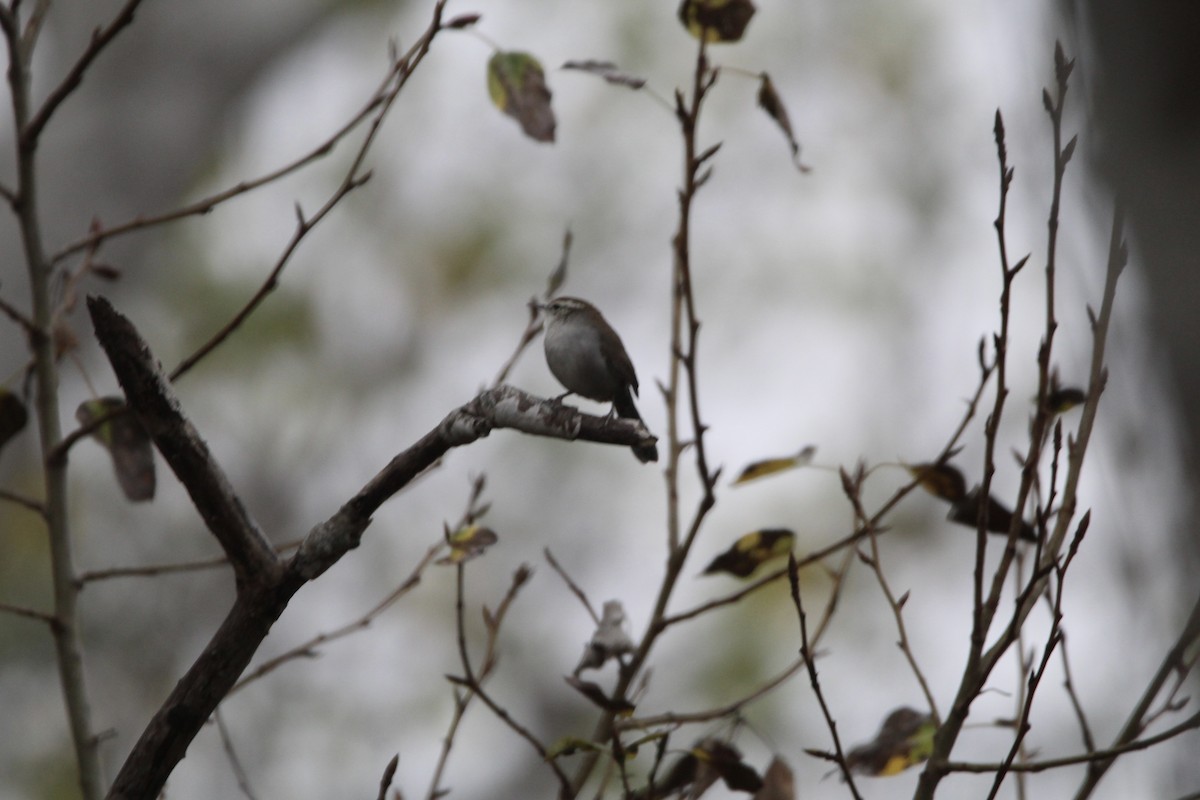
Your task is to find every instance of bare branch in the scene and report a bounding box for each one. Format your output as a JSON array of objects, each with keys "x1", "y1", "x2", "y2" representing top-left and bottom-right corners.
[
  {"x1": 88, "y1": 296, "x2": 278, "y2": 585},
  {"x1": 23, "y1": 0, "x2": 145, "y2": 146}
]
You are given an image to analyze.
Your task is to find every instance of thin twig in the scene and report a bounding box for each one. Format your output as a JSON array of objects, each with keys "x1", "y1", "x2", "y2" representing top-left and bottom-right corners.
[
  {"x1": 544, "y1": 547, "x2": 600, "y2": 625},
  {"x1": 0, "y1": 601, "x2": 58, "y2": 626},
  {"x1": 215, "y1": 707, "x2": 259, "y2": 800},
  {"x1": 0, "y1": 487, "x2": 45, "y2": 515},
  {"x1": 447, "y1": 562, "x2": 571, "y2": 796},
  {"x1": 787, "y1": 554, "x2": 863, "y2": 799},
  {"x1": 944, "y1": 710, "x2": 1200, "y2": 774},
  {"x1": 229, "y1": 542, "x2": 442, "y2": 695},
  {"x1": 168, "y1": 2, "x2": 448, "y2": 382},
  {"x1": 22, "y1": 0, "x2": 145, "y2": 146}
]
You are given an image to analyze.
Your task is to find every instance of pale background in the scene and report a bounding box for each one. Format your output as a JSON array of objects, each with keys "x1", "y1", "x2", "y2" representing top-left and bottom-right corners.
[{"x1": 0, "y1": 1, "x2": 1195, "y2": 798}]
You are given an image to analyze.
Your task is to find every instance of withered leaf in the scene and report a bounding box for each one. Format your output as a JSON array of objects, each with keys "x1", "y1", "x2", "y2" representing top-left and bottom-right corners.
[
  {"x1": 0, "y1": 388, "x2": 28, "y2": 454},
  {"x1": 76, "y1": 397, "x2": 155, "y2": 502},
  {"x1": 732, "y1": 445, "x2": 816, "y2": 485},
  {"x1": 703, "y1": 529, "x2": 795, "y2": 578},
  {"x1": 564, "y1": 676, "x2": 635, "y2": 715},
  {"x1": 753, "y1": 756, "x2": 795, "y2": 800},
  {"x1": 561, "y1": 60, "x2": 647, "y2": 90},
  {"x1": 487, "y1": 51, "x2": 556, "y2": 143},
  {"x1": 437, "y1": 524, "x2": 499, "y2": 565},
  {"x1": 692, "y1": 739, "x2": 763, "y2": 793},
  {"x1": 1045, "y1": 387, "x2": 1086, "y2": 413},
  {"x1": 678, "y1": 0, "x2": 757, "y2": 43},
  {"x1": 906, "y1": 462, "x2": 968, "y2": 503},
  {"x1": 757, "y1": 73, "x2": 810, "y2": 172},
  {"x1": 846, "y1": 707, "x2": 936, "y2": 776}
]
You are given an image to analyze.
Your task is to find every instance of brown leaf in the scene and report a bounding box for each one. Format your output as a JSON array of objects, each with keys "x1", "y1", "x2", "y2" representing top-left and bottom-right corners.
[
  {"x1": 76, "y1": 397, "x2": 155, "y2": 502},
  {"x1": 846, "y1": 707, "x2": 936, "y2": 776},
  {"x1": 561, "y1": 60, "x2": 647, "y2": 90},
  {"x1": 753, "y1": 757, "x2": 795, "y2": 800},
  {"x1": 757, "y1": 73, "x2": 810, "y2": 172},
  {"x1": 678, "y1": 0, "x2": 756, "y2": 43},
  {"x1": 487, "y1": 51, "x2": 556, "y2": 143},
  {"x1": 0, "y1": 388, "x2": 29, "y2": 454},
  {"x1": 703, "y1": 529, "x2": 795, "y2": 578}
]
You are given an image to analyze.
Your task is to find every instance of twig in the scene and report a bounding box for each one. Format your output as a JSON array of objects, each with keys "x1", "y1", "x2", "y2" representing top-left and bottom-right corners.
[
  {"x1": 229, "y1": 542, "x2": 442, "y2": 696},
  {"x1": 166, "y1": 2, "x2": 449, "y2": 383},
  {"x1": 544, "y1": 547, "x2": 600, "y2": 625},
  {"x1": 46, "y1": 3, "x2": 460, "y2": 267},
  {"x1": 76, "y1": 539, "x2": 302, "y2": 585},
  {"x1": 446, "y1": 562, "x2": 571, "y2": 796},
  {"x1": 1058, "y1": 632, "x2": 1096, "y2": 752},
  {"x1": 377, "y1": 754, "x2": 400, "y2": 800},
  {"x1": 22, "y1": 0, "x2": 145, "y2": 146},
  {"x1": 618, "y1": 549, "x2": 853, "y2": 732},
  {"x1": 0, "y1": 487, "x2": 45, "y2": 515},
  {"x1": 787, "y1": 554, "x2": 863, "y2": 799},
  {"x1": 1071, "y1": 589, "x2": 1200, "y2": 798},
  {"x1": 0, "y1": 289, "x2": 36, "y2": 332},
  {"x1": 0, "y1": 600, "x2": 58, "y2": 626},
  {"x1": 215, "y1": 707, "x2": 259, "y2": 800},
  {"x1": 943, "y1": 710, "x2": 1200, "y2": 774}
]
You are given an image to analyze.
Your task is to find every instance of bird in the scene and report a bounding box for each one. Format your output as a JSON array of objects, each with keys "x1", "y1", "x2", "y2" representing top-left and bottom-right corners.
[{"x1": 537, "y1": 296, "x2": 658, "y2": 463}]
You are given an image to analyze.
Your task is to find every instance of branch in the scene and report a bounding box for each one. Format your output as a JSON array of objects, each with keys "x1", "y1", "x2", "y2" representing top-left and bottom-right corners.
[
  {"x1": 228, "y1": 542, "x2": 442, "y2": 696},
  {"x1": 0, "y1": 600, "x2": 59, "y2": 626},
  {"x1": 23, "y1": 0, "x2": 145, "y2": 146},
  {"x1": 944, "y1": 710, "x2": 1200, "y2": 774},
  {"x1": 88, "y1": 296, "x2": 278, "y2": 586},
  {"x1": 787, "y1": 554, "x2": 863, "y2": 798}
]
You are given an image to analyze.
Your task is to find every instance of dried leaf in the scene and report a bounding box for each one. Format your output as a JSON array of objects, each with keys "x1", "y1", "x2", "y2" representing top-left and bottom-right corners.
[
  {"x1": 561, "y1": 59, "x2": 647, "y2": 90},
  {"x1": 564, "y1": 676, "x2": 635, "y2": 715},
  {"x1": 947, "y1": 488, "x2": 1037, "y2": 542},
  {"x1": 90, "y1": 263, "x2": 123, "y2": 281},
  {"x1": 0, "y1": 388, "x2": 29, "y2": 454},
  {"x1": 545, "y1": 736, "x2": 603, "y2": 760},
  {"x1": 692, "y1": 739, "x2": 763, "y2": 793},
  {"x1": 443, "y1": 13, "x2": 481, "y2": 30},
  {"x1": 487, "y1": 51, "x2": 556, "y2": 143},
  {"x1": 1045, "y1": 387, "x2": 1086, "y2": 413},
  {"x1": 677, "y1": 0, "x2": 756, "y2": 43},
  {"x1": 906, "y1": 462, "x2": 967, "y2": 503},
  {"x1": 846, "y1": 707, "x2": 937, "y2": 777},
  {"x1": 757, "y1": 73, "x2": 810, "y2": 172},
  {"x1": 753, "y1": 757, "x2": 795, "y2": 800},
  {"x1": 732, "y1": 445, "x2": 815, "y2": 485},
  {"x1": 703, "y1": 529, "x2": 795, "y2": 578},
  {"x1": 437, "y1": 524, "x2": 499, "y2": 564},
  {"x1": 76, "y1": 397, "x2": 155, "y2": 502}
]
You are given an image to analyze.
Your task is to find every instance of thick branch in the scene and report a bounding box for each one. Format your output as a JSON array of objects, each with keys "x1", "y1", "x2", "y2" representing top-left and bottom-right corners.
[{"x1": 88, "y1": 296, "x2": 278, "y2": 587}]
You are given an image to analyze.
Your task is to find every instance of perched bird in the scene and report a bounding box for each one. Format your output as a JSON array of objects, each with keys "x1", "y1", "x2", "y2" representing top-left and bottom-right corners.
[{"x1": 538, "y1": 297, "x2": 658, "y2": 463}]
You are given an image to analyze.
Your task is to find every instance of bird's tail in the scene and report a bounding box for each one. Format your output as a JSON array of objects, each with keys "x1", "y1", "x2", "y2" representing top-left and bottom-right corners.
[{"x1": 614, "y1": 391, "x2": 658, "y2": 463}]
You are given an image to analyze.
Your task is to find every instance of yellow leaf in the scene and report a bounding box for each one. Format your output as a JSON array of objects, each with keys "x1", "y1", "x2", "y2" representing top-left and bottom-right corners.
[
  {"x1": 677, "y1": 0, "x2": 757, "y2": 43},
  {"x1": 732, "y1": 445, "x2": 815, "y2": 485},
  {"x1": 703, "y1": 529, "x2": 795, "y2": 578}
]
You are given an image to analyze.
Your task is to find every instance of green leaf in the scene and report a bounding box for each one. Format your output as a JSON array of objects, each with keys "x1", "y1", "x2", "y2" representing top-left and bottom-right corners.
[{"x1": 487, "y1": 51, "x2": 556, "y2": 143}]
